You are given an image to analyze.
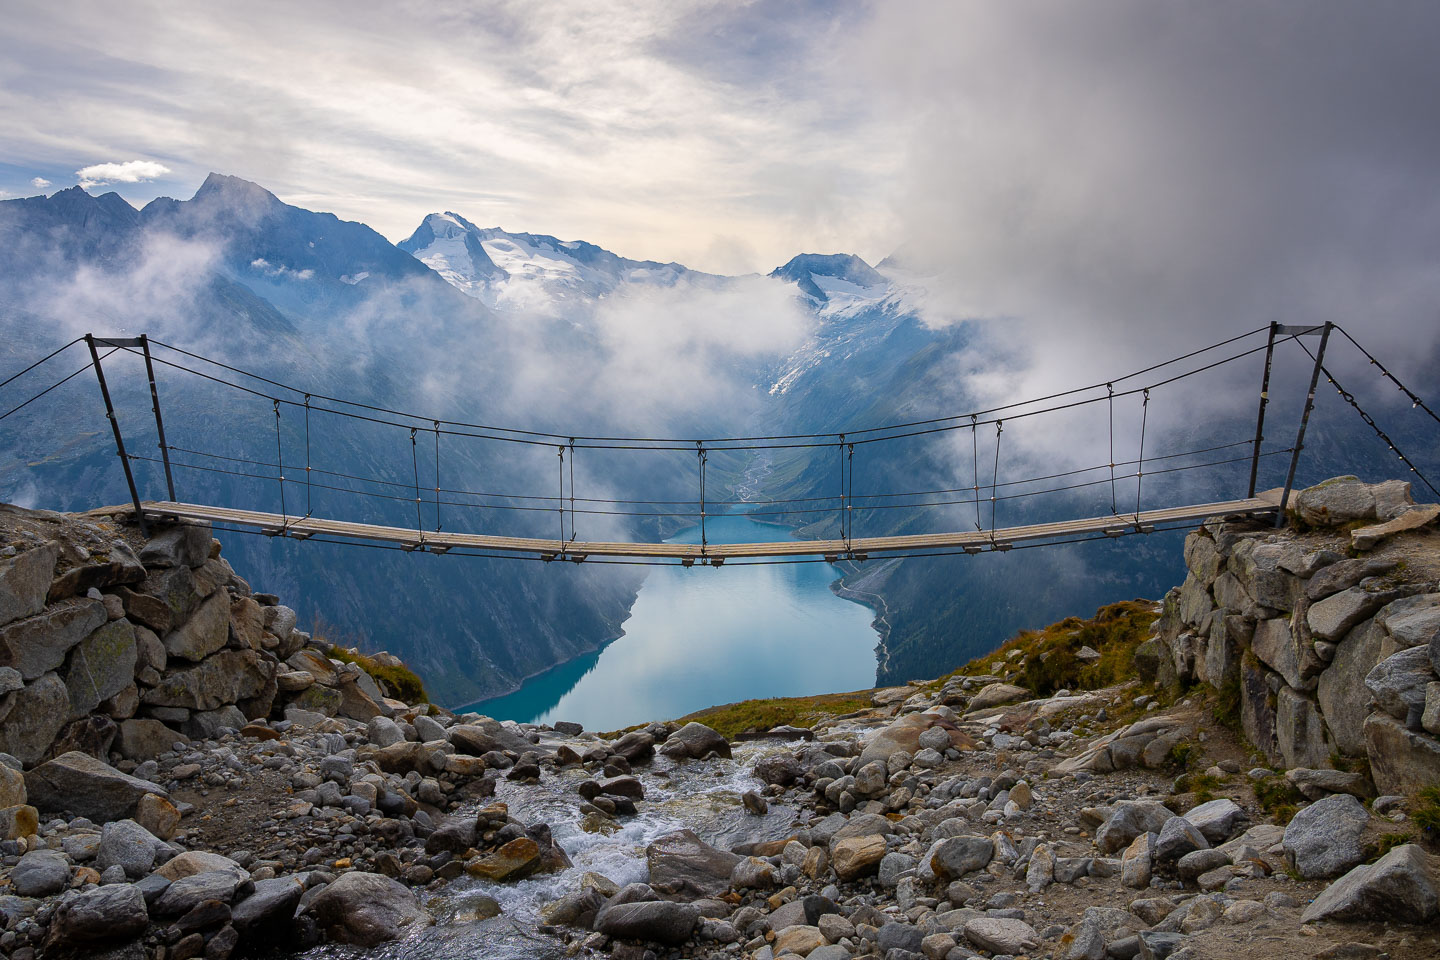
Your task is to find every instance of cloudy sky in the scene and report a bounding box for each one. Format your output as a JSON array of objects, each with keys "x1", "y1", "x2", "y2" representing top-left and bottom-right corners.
[{"x1": 3, "y1": 0, "x2": 1439, "y2": 354}]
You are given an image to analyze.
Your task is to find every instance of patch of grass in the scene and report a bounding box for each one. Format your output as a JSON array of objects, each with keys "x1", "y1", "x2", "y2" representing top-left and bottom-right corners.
[
  {"x1": 1330, "y1": 752, "x2": 1371, "y2": 779},
  {"x1": 1212, "y1": 673, "x2": 1242, "y2": 730},
  {"x1": 1175, "y1": 772, "x2": 1225, "y2": 804},
  {"x1": 1254, "y1": 776, "x2": 1304, "y2": 825},
  {"x1": 677, "y1": 691, "x2": 873, "y2": 740},
  {"x1": 330, "y1": 647, "x2": 429, "y2": 704},
  {"x1": 1413, "y1": 784, "x2": 1440, "y2": 836},
  {"x1": 1372, "y1": 832, "x2": 1415, "y2": 860},
  {"x1": 930, "y1": 600, "x2": 1161, "y2": 697},
  {"x1": 1167, "y1": 739, "x2": 1199, "y2": 772}
]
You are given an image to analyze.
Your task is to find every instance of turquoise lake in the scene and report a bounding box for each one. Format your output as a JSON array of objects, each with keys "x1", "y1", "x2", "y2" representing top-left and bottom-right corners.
[{"x1": 462, "y1": 514, "x2": 881, "y2": 730}]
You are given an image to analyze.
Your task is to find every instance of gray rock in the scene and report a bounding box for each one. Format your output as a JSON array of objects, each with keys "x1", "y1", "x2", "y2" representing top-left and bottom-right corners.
[
  {"x1": 139, "y1": 522, "x2": 212, "y2": 569},
  {"x1": 13, "y1": 848, "x2": 70, "y2": 896},
  {"x1": 929, "y1": 835, "x2": 994, "y2": 879},
  {"x1": 646, "y1": 829, "x2": 742, "y2": 899},
  {"x1": 0, "y1": 542, "x2": 58, "y2": 629},
  {"x1": 1122, "y1": 832, "x2": 1155, "y2": 888},
  {"x1": 0, "y1": 672, "x2": 71, "y2": 766},
  {"x1": 231, "y1": 875, "x2": 305, "y2": 937},
  {"x1": 1283, "y1": 794, "x2": 1369, "y2": 879},
  {"x1": 140, "y1": 648, "x2": 270, "y2": 711},
  {"x1": 153, "y1": 869, "x2": 246, "y2": 916},
  {"x1": 1318, "y1": 618, "x2": 1385, "y2": 757},
  {"x1": 413, "y1": 714, "x2": 446, "y2": 743},
  {"x1": 63, "y1": 620, "x2": 137, "y2": 718},
  {"x1": 1310, "y1": 584, "x2": 1403, "y2": 643},
  {"x1": 1299, "y1": 843, "x2": 1439, "y2": 923},
  {"x1": 595, "y1": 899, "x2": 701, "y2": 945},
  {"x1": 1064, "y1": 906, "x2": 1146, "y2": 960},
  {"x1": 1365, "y1": 646, "x2": 1434, "y2": 728},
  {"x1": 366, "y1": 715, "x2": 405, "y2": 748},
  {"x1": 1294, "y1": 477, "x2": 1376, "y2": 527},
  {"x1": 1276, "y1": 687, "x2": 1333, "y2": 769},
  {"x1": 1250, "y1": 618, "x2": 1311, "y2": 691},
  {"x1": 1425, "y1": 682, "x2": 1440, "y2": 736},
  {"x1": 657, "y1": 721, "x2": 731, "y2": 760},
  {"x1": 163, "y1": 592, "x2": 230, "y2": 663},
  {"x1": 96, "y1": 819, "x2": 164, "y2": 878},
  {"x1": 186, "y1": 705, "x2": 247, "y2": 740},
  {"x1": 1285, "y1": 767, "x2": 1374, "y2": 801},
  {"x1": 25, "y1": 751, "x2": 168, "y2": 822},
  {"x1": 854, "y1": 759, "x2": 887, "y2": 796},
  {"x1": 115, "y1": 719, "x2": 187, "y2": 761},
  {"x1": 1154, "y1": 817, "x2": 1208, "y2": 864},
  {"x1": 1096, "y1": 800, "x2": 1174, "y2": 854},
  {"x1": 1177, "y1": 848, "x2": 1230, "y2": 882},
  {"x1": 1306, "y1": 559, "x2": 1397, "y2": 601},
  {"x1": 45, "y1": 882, "x2": 149, "y2": 949},
  {"x1": 1363, "y1": 711, "x2": 1440, "y2": 796},
  {"x1": 876, "y1": 921, "x2": 925, "y2": 953},
  {"x1": 0, "y1": 597, "x2": 106, "y2": 680},
  {"x1": 965, "y1": 916, "x2": 1040, "y2": 954},
  {"x1": 1183, "y1": 798, "x2": 1248, "y2": 844},
  {"x1": 448, "y1": 718, "x2": 535, "y2": 757},
  {"x1": 878, "y1": 852, "x2": 916, "y2": 889}
]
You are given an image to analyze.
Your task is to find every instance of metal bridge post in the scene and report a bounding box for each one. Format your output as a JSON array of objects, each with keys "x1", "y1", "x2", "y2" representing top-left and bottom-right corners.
[
  {"x1": 1247, "y1": 322, "x2": 1278, "y2": 498},
  {"x1": 1276, "y1": 322, "x2": 1333, "y2": 526},
  {"x1": 138, "y1": 335, "x2": 176, "y2": 503},
  {"x1": 85, "y1": 334, "x2": 148, "y2": 536}
]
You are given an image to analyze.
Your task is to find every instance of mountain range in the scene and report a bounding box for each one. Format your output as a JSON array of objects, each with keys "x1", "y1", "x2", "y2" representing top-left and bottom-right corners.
[{"x1": 1, "y1": 174, "x2": 1434, "y2": 702}]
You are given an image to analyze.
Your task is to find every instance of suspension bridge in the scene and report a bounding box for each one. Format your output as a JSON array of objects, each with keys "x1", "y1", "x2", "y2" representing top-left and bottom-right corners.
[{"x1": 2, "y1": 321, "x2": 1436, "y2": 566}]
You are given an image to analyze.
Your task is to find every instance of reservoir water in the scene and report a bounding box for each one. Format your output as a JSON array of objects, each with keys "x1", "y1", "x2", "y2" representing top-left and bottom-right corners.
[{"x1": 464, "y1": 514, "x2": 880, "y2": 730}]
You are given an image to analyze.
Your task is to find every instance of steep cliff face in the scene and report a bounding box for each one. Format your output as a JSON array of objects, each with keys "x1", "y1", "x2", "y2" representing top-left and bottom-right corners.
[
  {"x1": 1140, "y1": 476, "x2": 1440, "y2": 795},
  {"x1": 0, "y1": 502, "x2": 431, "y2": 771}
]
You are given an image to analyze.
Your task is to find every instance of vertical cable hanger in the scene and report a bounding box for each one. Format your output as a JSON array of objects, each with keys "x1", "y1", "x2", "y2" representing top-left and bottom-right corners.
[
  {"x1": 990, "y1": 420, "x2": 1004, "y2": 539},
  {"x1": 568, "y1": 438, "x2": 577, "y2": 547},
  {"x1": 272, "y1": 399, "x2": 288, "y2": 533},
  {"x1": 697, "y1": 442, "x2": 708, "y2": 558},
  {"x1": 409, "y1": 427, "x2": 423, "y2": 538},
  {"x1": 1135, "y1": 389, "x2": 1150, "y2": 519},
  {"x1": 846, "y1": 441, "x2": 855, "y2": 551},
  {"x1": 433, "y1": 421, "x2": 442, "y2": 532},
  {"x1": 837, "y1": 434, "x2": 846, "y2": 543},
  {"x1": 1107, "y1": 382, "x2": 1118, "y2": 516},
  {"x1": 971, "y1": 414, "x2": 982, "y2": 531},
  {"x1": 557, "y1": 445, "x2": 567, "y2": 548},
  {"x1": 301, "y1": 396, "x2": 313, "y2": 519}
]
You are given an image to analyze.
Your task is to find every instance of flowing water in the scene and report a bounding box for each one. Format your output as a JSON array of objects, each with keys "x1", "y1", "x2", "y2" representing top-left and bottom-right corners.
[
  {"x1": 465, "y1": 514, "x2": 881, "y2": 730},
  {"x1": 301, "y1": 740, "x2": 800, "y2": 959}
]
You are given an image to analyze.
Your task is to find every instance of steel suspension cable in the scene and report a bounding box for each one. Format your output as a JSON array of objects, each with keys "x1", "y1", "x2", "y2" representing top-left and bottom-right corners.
[
  {"x1": 0, "y1": 352, "x2": 113, "y2": 422},
  {"x1": 0, "y1": 337, "x2": 85, "y2": 392},
  {"x1": 1334, "y1": 325, "x2": 1440, "y2": 428},
  {"x1": 1296, "y1": 340, "x2": 1440, "y2": 499},
  {"x1": 1135, "y1": 390, "x2": 1150, "y2": 516}
]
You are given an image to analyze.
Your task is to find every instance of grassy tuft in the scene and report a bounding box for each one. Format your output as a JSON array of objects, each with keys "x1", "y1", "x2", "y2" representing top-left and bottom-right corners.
[
  {"x1": 677, "y1": 691, "x2": 873, "y2": 740},
  {"x1": 1413, "y1": 784, "x2": 1440, "y2": 836},
  {"x1": 1254, "y1": 775, "x2": 1304, "y2": 825},
  {"x1": 329, "y1": 647, "x2": 429, "y2": 704}
]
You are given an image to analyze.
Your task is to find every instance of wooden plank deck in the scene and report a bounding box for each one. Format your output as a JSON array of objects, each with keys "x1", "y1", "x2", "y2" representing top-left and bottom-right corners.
[{"x1": 138, "y1": 494, "x2": 1281, "y2": 562}]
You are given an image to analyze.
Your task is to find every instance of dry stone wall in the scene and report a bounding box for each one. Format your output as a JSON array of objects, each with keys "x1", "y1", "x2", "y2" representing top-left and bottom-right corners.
[
  {"x1": 1139, "y1": 476, "x2": 1440, "y2": 795},
  {"x1": 0, "y1": 503, "x2": 415, "y2": 782}
]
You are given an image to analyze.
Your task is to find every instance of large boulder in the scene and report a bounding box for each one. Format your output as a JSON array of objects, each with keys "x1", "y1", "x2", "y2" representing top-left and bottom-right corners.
[
  {"x1": 0, "y1": 597, "x2": 106, "y2": 680},
  {"x1": 0, "y1": 672, "x2": 71, "y2": 766},
  {"x1": 646, "y1": 829, "x2": 742, "y2": 898},
  {"x1": 465, "y1": 837, "x2": 543, "y2": 881},
  {"x1": 48, "y1": 540, "x2": 145, "y2": 602},
  {"x1": 115, "y1": 718, "x2": 187, "y2": 761},
  {"x1": 1183, "y1": 799, "x2": 1248, "y2": 844},
  {"x1": 1294, "y1": 477, "x2": 1376, "y2": 527},
  {"x1": 0, "y1": 542, "x2": 59, "y2": 628},
  {"x1": 449, "y1": 718, "x2": 535, "y2": 757},
  {"x1": 163, "y1": 591, "x2": 230, "y2": 662},
  {"x1": 307, "y1": 871, "x2": 426, "y2": 946},
  {"x1": 1364, "y1": 712, "x2": 1440, "y2": 795},
  {"x1": 594, "y1": 900, "x2": 700, "y2": 946},
  {"x1": 45, "y1": 881, "x2": 149, "y2": 950},
  {"x1": 231, "y1": 876, "x2": 305, "y2": 939},
  {"x1": 658, "y1": 721, "x2": 731, "y2": 760},
  {"x1": 12, "y1": 848, "x2": 69, "y2": 896},
  {"x1": 1318, "y1": 618, "x2": 1385, "y2": 756},
  {"x1": 1283, "y1": 794, "x2": 1369, "y2": 879},
  {"x1": 964, "y1": 917, "x2": 1041, "y2": 955},
  {"x1": 139, "y1": 522, "x2": 213, "y2": 569},
  {"x1": 1300, "y1": 844, "x2": 1440, "y2": 924},
  {"x1": 1096, "y1": 801, "x2": 1174, "y2": 854},
  {"x1": 966, "y1": 682, "x2": 1030, "y2": 713},
  {"x1": 95, "y1": 819, "x2": 165, "y2": 878},
  {"x1": 1276, "y1": 688, "x2": 1333, "y2": 770},
  {"x1": 1309, "y1": 584, "x2": 1405, "y2": 643},
  {"x1": 1250, "y1": 619, "x2": 1311, "y2": 691},
  {"x1": 1365, "y1": 646, "x2": 1435, "y2": 728},
  {"x1": 155, "y1": 850, "x2": 247, "y2": 883},
  {"x1": 140, "y1": 648, "x2": 271, "y2": 711},
  {"x1": 859, "y1": 712, "x2": 972, "y2": 766},
  {"x1": 928, "y1": 835, "x2": 994, "y2": 880},
  {"x1": 63, "y1": 619, "x2": 137, "y2": 718},
  {"x1": 24, "y1": 751, "x2": 167, "y2": 822},
  {"x1": 832, "y1": 834, "x2": 888, "y2": 880}
]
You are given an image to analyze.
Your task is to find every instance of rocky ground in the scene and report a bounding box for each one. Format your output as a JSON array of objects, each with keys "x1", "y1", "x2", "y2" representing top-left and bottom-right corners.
[{"x1": 0, "y1": 480, "x2": 1437, "y2": 960}]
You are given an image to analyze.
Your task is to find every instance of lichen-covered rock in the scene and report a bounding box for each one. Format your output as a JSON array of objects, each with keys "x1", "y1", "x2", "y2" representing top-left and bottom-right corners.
[
  {"x1": 140, "y1": 648, "x2": 271, "y2": 711},
  {"x1": 1364, "y1": 711, "x2": 1440, "y2": 796},
  {"x1": 1365, "y1": 646, "x2": 1435, "y2": 728},
  {"x1": 1318, "y1": 618, "x2": 1385, "y2": 756},
  {"x1": 0, "y1": 672, "x2": 71, "y2": 766},
  {"x1": 306, "y1": 871, "x2": 427, "y2": 946},
  {"x1": 24, "y1": 751, "x2": 168, "y2": 822},
  {"x1": 1283, "y1": 794, "x2": 1369, "y2": 879},
  {"x1": 1294, "y1": 476, "x2": 1376, "y2": 527},
  {"x1": 0, "y1": 541, "x2": 59, "y2": 628},
  {"x1": 63, "y1": 619, "x2": 137, "y2": 717},
  {"x1": 0, "y1": 597, "x2": 106, "y2": 679}
]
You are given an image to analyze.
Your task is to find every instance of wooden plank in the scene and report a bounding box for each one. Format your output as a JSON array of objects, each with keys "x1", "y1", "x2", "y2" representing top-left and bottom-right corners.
[{"x1": 140, "y1": 497, "x2": 1278, "y2": 562}]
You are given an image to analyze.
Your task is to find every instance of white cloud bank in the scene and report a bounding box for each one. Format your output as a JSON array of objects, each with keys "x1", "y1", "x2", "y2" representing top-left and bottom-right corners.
[
  {"x1": 76, "y1": 160, "x2": 171, "y2": 188},
  {"x1": 30, "y1": 177, "x2": 51, "y2": 189}
]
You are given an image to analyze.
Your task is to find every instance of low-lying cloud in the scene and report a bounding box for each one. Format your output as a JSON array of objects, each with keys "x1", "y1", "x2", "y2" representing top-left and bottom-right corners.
[{"x1": 76, "y1": 160, "x2": 172, "y2": 189}]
